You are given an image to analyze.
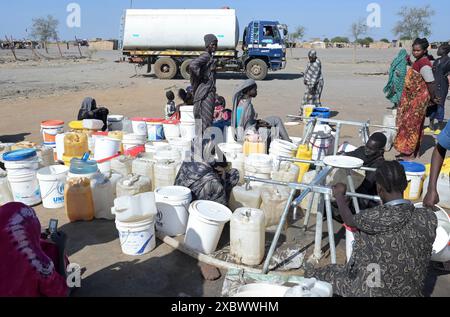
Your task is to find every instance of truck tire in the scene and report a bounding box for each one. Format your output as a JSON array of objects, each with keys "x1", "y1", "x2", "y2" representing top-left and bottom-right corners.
[
  {"x1": 154, "y1": 57, "x2": 178, "y2": 80},
  {"x1": 180, "y1": 59, "x2": 192, "y2": 80},
  {"x1": 246, "y1": 59, "x2": 268, "y2": 81}
]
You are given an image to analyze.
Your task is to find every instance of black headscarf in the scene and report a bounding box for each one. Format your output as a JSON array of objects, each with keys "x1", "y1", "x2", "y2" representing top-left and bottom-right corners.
[{"x1": 204, "y1": 34, "x2": 218, "y2": 48}]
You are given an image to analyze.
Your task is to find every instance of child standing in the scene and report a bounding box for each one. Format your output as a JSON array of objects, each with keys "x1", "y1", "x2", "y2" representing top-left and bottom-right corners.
[{"x1": 165, "y1": 90, "x2": 176, "y2": 119}]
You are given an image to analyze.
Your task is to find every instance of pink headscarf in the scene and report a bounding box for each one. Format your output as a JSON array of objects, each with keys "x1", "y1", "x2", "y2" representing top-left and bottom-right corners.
[{"x1": 0, "y1": 202, "x2": 68, "y2": 297}]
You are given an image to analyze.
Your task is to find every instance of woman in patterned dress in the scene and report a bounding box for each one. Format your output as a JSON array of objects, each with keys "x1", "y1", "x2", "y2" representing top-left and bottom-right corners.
[
  {"x1": 305, "y1": 161, "x2": 437, "y2": 297},
  {"x1": 394, "y1": 38, "x2": 440, "y2": 160},
  {"x1": 302, "y1": 50, "x2": 324, "y2": 107}
]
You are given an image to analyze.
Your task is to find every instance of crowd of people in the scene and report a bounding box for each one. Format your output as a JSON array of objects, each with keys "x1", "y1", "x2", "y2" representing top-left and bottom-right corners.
[{"x1": 1, "y1": 33, "x2": 449, "y2": 297}]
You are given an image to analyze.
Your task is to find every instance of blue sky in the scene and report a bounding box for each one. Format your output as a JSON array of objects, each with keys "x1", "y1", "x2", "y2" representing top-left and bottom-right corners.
[{"x1": 1, "y1": 0, "x2": 449, "y2": 41}]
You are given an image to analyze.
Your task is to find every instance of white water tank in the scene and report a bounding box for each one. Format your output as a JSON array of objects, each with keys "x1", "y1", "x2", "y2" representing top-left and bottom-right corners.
[
  {"x1": 122, "y1": 9, "x2": 240, "y2": 51},
  {"x1": 230, "y1": 208, "x2": 265, "y2": 266}
]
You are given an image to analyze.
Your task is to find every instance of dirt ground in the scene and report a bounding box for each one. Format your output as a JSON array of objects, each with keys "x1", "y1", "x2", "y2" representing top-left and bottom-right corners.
[{"x1": 0, "y1": 47, "x2": 449, "y2": 297}]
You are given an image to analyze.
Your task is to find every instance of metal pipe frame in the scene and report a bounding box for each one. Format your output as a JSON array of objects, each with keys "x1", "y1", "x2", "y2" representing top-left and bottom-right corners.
[
  {"x1": 275, "y1": 155, "x2": 377, "y2": 173},
  {"x1": 244, "y1": 172, "x2": 382, "y2": 273},
  {"x1": 287, "y1": 115, "x2": 398, "y2": 130}
]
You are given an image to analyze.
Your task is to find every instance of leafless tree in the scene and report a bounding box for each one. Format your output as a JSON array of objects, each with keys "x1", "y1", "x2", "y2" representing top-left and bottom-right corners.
[{"x1": 351, "y1": 18, "x2": 368, "y2": 63}]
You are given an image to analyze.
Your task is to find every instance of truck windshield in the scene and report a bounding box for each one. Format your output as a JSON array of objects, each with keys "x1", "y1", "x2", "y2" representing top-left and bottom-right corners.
[{"x1": 262, "y1": 25, "x2": 281, "y2": 44}]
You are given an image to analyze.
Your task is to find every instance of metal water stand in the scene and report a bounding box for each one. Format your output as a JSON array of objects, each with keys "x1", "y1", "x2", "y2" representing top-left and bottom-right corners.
[
  {"x1": 287, "y1": 115, "x2": 397, "y2": 155},
  {"x1": 244, "y1": 160, "x2": 381, "y2": 274}
]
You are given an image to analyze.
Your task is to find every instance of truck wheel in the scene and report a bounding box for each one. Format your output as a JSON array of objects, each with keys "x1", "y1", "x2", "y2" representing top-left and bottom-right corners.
[
  {"x1": 246, "y1": 59, "x2": 268, "y2": 81},
  {"x1": 180, "y1": 59, "x2": 192, "y2": 80},
  {"x1": 154, "y1": 57, "x2": 178, "y2": 80}
]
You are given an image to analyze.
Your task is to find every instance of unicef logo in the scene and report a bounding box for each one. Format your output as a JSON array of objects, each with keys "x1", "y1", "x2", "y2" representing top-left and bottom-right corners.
[{"x1": 57, "y1": 182, "x2": 65, "y2": 195}]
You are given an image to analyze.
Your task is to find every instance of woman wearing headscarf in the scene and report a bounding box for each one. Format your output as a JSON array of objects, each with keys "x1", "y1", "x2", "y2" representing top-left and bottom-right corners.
[
  {"x1": 394, "y1": 38, "x2": 440, "y2": 160},
  {"x1": 77, "y1": 97, "x2": 109, "y2": 131},
  {"x1": 231, "y1": 79, "x2": 291, "y2": 143},
  {"x1": 189, "y1": 34, "x2": 219, "y2": 135},
  {"x1": 306, "y1": 161, "x2": 437, "y2": 297},
  {"x1": 384, "y1": 49, "x2": 408, "y2": 109},
  {"x1": 302, "y1": 50, "x2": 324, "y2": 107},
  {"x1": 0, "y1": 202, "x2": 69, "y2": 297}
]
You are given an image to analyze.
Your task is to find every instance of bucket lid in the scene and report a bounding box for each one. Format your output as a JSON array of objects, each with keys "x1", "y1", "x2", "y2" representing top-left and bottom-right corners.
[
  {"x1": 131, "y1": 117, "x2": 154, "y2": 122},
  {"x1": 107, "y1": 115, "x2": 124, "y2": 122},
  {"x1": 155, "y1": 186, "x2": 191, "y2": 200},
  {"x1": 3, "y1": 149, "x2": 37, "y2": 161},
  {"x1": 146, "y1": 118, "x2": 164, "y2": 123},
  {"x1": 190, "y1": 200, "x2": 232, "y2": 223},
  {"x1": 69, "y1": 121, "x2": 84, "y2": 129},
  {"x1": 400, "y1": 161, "x2": 426, "y2": 173},
  {"x1": 123, "y1": 133, "x2": 147, "y2": 141},
  {"x1": 163, "y1": 119, "x2": 180, "y2": 125},
  {"x1": 69, "y1": 158, "x2": 98, "y2": 174},
  {"x1": 41, "y1": 120, "x2": 64, "y2": 127},
  {"x1": 37, "y1": 165, "x2": 69, "y2": 179}
]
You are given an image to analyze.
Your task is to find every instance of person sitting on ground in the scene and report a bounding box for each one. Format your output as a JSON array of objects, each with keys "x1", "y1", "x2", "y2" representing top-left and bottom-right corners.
[
  {"x1": 77, "y1": 97, "x2": 109, "y2": 131},
  {"x1": 231, "y1": 79, "x2": 292, "y2": 143},
  {"x1": 164, "y1": 90, "x2": 176, "y2": 120},
  {"x1": 344, "y1": 132, "x2": 387, "y2": 211},
  {"x1": 175, "y1": 138, "x2": 239, "y2": 281},
  {"x1": 0, "y1": 202, "x2": 69, "y2": 297},
  {"x1": 305, "y1": 161, "x2": 437, "y2": 297}
]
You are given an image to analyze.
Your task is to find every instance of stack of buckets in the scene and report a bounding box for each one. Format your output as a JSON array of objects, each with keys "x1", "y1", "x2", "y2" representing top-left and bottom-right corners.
[
  {"x1": 41, "y1": 120, "x2": 65, "y2": 161},
  {"x1": 3, "y1": 149, "x2": 42, "y2": 206},
  {"x1": 179, "y1": 106, "x2": 196, "y2": 140}
]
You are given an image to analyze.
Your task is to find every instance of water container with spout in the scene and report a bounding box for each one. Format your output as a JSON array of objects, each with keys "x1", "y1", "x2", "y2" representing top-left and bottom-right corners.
[
  {"x1": 112, "y1": 192, "x2": 157, "y2": 223},
  {"x1": 229, "y1": 185, "x2": 262, "y2": 211},
  {"x1": 153, "y1": 150, "x2": 181, "y2": 189},
  {"x1": 272, "y1": 162, "x2": 299, "y2": 183},
  {"x1": 116, "y1": 174, "x2": 152, "y2": 197},
  {"x1": 63, "y1": 133, "x2": 89, "y2": 166},
  {"x1": 111, "y1": 155, "x2": 133, "y2": 176},
  {"x1": 260, "y1": 186, "x2": 291, "y2": 228},
  {"x1": 91, "y1": 175, "x2": 115, "y2": 220},
  {"x1": 65, "y1": 177, "x2": 95, "y2": 222},
  {"x1": 296, "y1": 144, "x2": 313, "y2": 183},
  {"x1": 243, "y1": 134, "x2": 266, "y2": 156},
  {"x1": 132, "y1": 158, "x2": 155, "y2": 184},
  {"x1": 230, "y1": 208, "x2": 265, "y2": 266}
]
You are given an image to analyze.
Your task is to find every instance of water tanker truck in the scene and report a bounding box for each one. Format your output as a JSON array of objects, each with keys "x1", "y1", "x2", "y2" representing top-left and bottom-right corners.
[{"x1": 121, "y1": 9, "x2": 288, "y2": 80}]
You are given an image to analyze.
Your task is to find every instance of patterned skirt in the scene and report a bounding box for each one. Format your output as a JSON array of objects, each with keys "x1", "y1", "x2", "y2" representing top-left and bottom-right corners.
[{"x1": 394, "y1": 69, "x2": 430, "y2": 156}]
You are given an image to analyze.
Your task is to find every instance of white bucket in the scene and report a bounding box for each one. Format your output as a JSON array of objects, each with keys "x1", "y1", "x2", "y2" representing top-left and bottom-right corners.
[
  {"x1": 7, "y1": 170, "x2": 41, "y2": 206},
  {"x1": 37, "y1": 165, "x2": 69, "y2": 209},
  {"x1": 432, "y1": 224, "x2": 450, "y2": 262},
  {"x1": 184, "y1": 200, "x2": 232, "y2": 254},
  {"x1": 155, "y1": 186, "x2": 192, "y2": 236},
  {"x1": 122, "y1": 134, "x2": 146, "y2": 151},
  {"x1": 163, "y1": 121, "x2": 181, "y2": 139},
  {"x1": 41, "y1": 120, "x2": 64, "y2": 147},
  {"x1": 179, "y1": 122, "x2": 196, "y2": 141},
  {"x1": 94, "y1": 137, "x2": 121, "y2": 161},
  {"x1": 116, "y1": 218, "x2": 156, "y2": 256},
  {"x1": 168, "y1": 138, "x2": 191, "y2": 161},
  {"x1": 218, "y1": 143, "x2": 243, "y2": 162},
  {"x1": 401, "y1": 162, "x2": 426, "y2": 201},
  {"x1": 131, "y1": 118, "x2": 149, "y2": 136},
  {"x1": 146, "y1": 120, "x2": 165, "y2": 142},
  {"x1": 180, "y1": 106, "x2": 195, "y2": 123}
]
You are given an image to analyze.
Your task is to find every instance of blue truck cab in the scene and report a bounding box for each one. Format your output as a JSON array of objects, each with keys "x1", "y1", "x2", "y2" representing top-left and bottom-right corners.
[{"x1": 241, "y1": 20, "x2": 287, "y2": 80}]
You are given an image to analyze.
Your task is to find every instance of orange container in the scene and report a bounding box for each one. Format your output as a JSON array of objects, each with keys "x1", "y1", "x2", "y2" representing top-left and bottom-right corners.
[{"x1": 65, "y1": 177, "x2": 95, "y2": 222}]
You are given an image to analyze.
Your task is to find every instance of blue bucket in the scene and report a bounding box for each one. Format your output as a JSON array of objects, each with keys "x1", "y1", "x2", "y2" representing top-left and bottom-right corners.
[{"x1": 311, "y1": 107, "x2": 331, "y2": 119}]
